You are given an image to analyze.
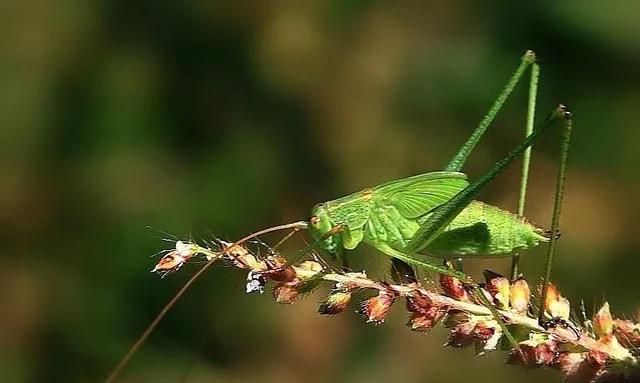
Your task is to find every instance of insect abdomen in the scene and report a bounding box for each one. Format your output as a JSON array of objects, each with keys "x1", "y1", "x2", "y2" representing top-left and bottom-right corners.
[{"x1": 424, "y1": 201, "x2": 548, "y2": 258}]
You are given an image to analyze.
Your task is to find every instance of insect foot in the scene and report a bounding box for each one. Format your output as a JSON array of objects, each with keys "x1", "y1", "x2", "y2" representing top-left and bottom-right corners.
[
  {"x1": 538, "y1": 283, "x2": 582, "y2": 341},
  {"x1": 540, "y1": 317, "x2": 581, "y2": 341},
  {"x1": 557, "y1": 104, "x2": 572, "y2": 120},
  {"x1": 543, "y1": 228, "x2": 562, "y2": 240},
  {"x1": 523, "y1": 49, "x2": 537, "y2": 63}
]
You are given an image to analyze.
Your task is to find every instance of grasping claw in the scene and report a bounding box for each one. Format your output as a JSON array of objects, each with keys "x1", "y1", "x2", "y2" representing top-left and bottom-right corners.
[{"x1": 540, "y1": 316, "x2": 581, "y2": 341}]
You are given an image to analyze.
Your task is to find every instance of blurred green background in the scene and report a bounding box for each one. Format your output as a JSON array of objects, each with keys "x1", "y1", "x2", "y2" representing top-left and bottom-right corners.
[{"x1": 2, "y1": 1, "x2": 640, "y2": 382}]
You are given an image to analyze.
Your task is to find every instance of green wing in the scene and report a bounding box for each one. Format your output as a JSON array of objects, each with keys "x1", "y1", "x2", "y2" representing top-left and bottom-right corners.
[
  {"x1": 329, "y1": 171, "x2": 469, "y2": 250},
  {"x1": 373, "y1": 171, "x2": 469, "y2": 219}
]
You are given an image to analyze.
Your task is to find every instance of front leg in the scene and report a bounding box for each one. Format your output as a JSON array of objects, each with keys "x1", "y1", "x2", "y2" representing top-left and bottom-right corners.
[{"x1": 372, "y1": 241, "x2": 472, "y2": 282}]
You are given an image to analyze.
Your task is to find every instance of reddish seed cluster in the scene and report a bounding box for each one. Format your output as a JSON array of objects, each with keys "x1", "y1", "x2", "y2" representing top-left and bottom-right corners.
[
  {"x1": 153, "y1": 240, "x2": 640, "y2": 382},
  {"x1": 543, "y1": 282, "x2": 571, "y2": 321},
  {"x1": 439, "y1": 272, "x2": 470, "y2": 302},
  {"x1": 317, "y1": 271, "x2": 368, "y2": 315},
  {"x1": 318, "y1": 290, "x2": 353, "y2": 315},
  {"x1": 360, "y1": 289, "x2": 398, "y2": 324},
  {"x1": 406, "y1": 291, "x2": 447, "y2": 333},
  {"x1": 510, "y1": 278, "x2": 531, "y2": 315},
  {"x1": 615, "y1": 319, "x2": 640, "y2": 351},
  {"x1": 505, "y1": 291, "x2": 639, "y2": 383},
  {"x1": 444, "y1": 311, "x2": 502, "y2": 354},
  {"x1": 270, "y1": 261, "x2": 324, "y2": 303}
]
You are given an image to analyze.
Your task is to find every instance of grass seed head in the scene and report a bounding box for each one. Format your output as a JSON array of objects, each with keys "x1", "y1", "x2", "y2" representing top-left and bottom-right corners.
[
  {"x1": 273, "y1": 282, "x2": 300, "y2": 304},
  {"x1": 267, "y1": 264, "x2": 297, "y2": 283},
  {"x1": 594, "y1": 302, "x2": 614, "y2": 338},
  {"x1": 318, "y1": 290, "x2": 352, "y2": 315},
  {"x1": 543, "y1": 283, "x2": 571, "y2": 320},
  {"x1": 484, "y1": 270, "x2": 511, "y2": 309},
  {"x1": 510, "y1": 278, "x2": 531, "y2": 315},
  {"x1": 406, "y1": 292, "x2": 447, "y2": 333},
  {"x1": 614, "y1": 319, "x2": 640, "y2": 351},
  {"x1": 473, "y1": 320, "x2": 502, "y2": 354},
  {"x1": 446, "y1": 319, "x2": 477, "y2": 348},
  {"x1": 151, "y1": 241, "x2": 197, "y2": 276},
  {"x1": 506, "y1": 337, "x2": 558, "y2": 367},
  {"x1": 360, "y1": 289, "x2": 397, "y2": 324},
  {"x1": 439, "y1": 273, "x2": 470, "y2": 301}
]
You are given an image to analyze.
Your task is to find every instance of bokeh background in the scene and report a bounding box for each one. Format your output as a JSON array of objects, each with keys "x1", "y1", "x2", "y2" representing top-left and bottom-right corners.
[{"x1": 2, "y1": 1, "x2": 640, "y2": 382}]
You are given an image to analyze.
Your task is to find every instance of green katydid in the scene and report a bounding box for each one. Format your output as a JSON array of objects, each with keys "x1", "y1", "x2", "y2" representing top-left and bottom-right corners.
[
  {"x1": 307, "y1": 50, "x2": 572, "y2": 327},
  {"x1": 106, "y1": 51, "x2": 572, "y2": 382}
]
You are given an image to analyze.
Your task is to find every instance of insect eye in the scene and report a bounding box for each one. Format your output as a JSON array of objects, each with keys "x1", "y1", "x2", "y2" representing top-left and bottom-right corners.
[{"x1": 310, "y1": 216, "x2": 319, "y2": 225}]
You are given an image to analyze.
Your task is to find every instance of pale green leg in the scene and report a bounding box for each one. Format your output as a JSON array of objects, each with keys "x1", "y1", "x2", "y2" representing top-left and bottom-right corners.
[
  {"x1": 537, "y1": 111, "x2": 572, "y2": 323},
  {"x1": 511, "y1": 62, "x2": 540, "y2": 279},
  {"x1": 390, "y1": 51, "x2": 540, "y2": 349},
  {"x1": 377, "y1": 243, "x2": 469, "y2": 280},
  {"x1": 393, "y1": 106, "x2": 572, "y2": 349},
  {"x1": 385, "y1": 51, "x2": 570, "y2": 343},
  {"x1": 442, "y1": 51, "x2": 537, "y2": 275},
  {"x1": 445, "y1": 50, "x2": 537, "y2": 172},
  {"x1": 410, "y1": 106, "x2": 570, "y2": 260}
]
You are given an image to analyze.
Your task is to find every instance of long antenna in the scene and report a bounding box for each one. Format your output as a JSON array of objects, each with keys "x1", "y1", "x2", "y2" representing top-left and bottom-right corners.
[{"x1": 105, "y1": 221, "x2": 308, "y2": 383}]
